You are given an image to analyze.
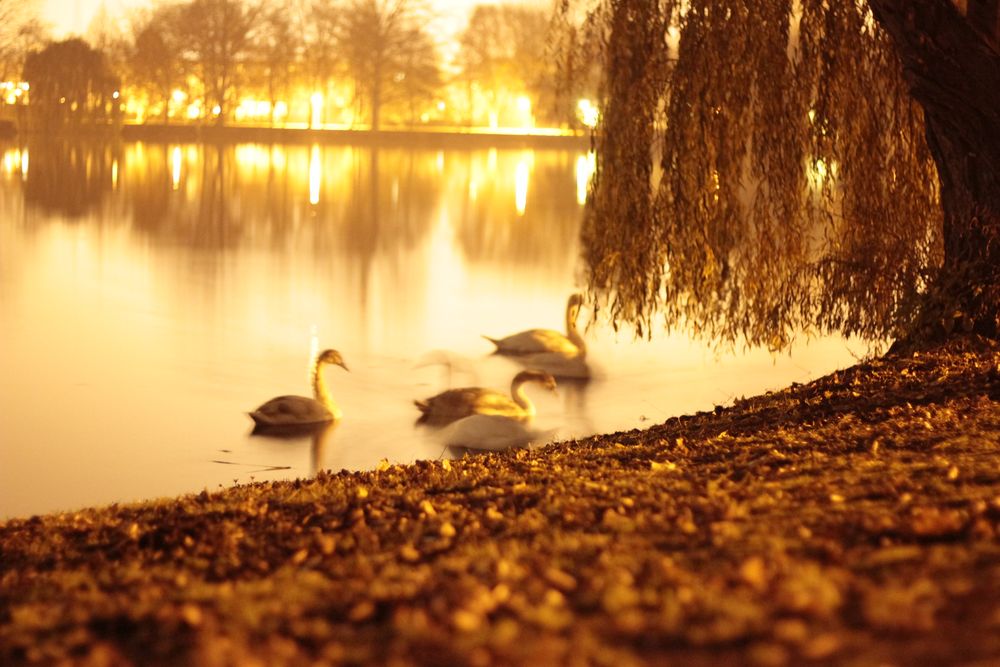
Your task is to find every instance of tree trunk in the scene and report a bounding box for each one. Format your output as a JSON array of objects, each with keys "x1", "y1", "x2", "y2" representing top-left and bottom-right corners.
[{"x1": 870, "y1": 0, "x2": 1000, "y2": 338}]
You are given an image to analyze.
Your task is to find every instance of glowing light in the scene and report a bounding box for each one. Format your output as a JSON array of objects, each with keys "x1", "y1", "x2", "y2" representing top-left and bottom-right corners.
[
  {"x1": 111, "y1": 159, "x2": 119, "y2": 189},
  {"x1": 808, "y1": 158, "x2": 837, "y2": 190},
  {"x1": 21, "y1": 149, "x2": 28, "y2": 180},
  {"x1": 171, "y1": 89, "x2": 186, "y2": 104},
  {"x1": 488, "y1": 111, "x2": 498, "y2": 129},
  {"x1": 309, "y1": 144, "x2": 321, "y2": 205},
  {"x1": 112, "y1": 90, "x2": 120, "y2": 100},
  {"x1": 437, "y1": 101, "x2": 445, "y2": 112},
  {"x1": 514, "y1": 152, "x2": 533, "y2": 216},
  {"x1": 577, "y1": 99, "x2": 600, "y2": 128},
  {"x1": 186, "y1": 104, "x2": 200, "y2": 119},
  {"x1": 211, "y1": 105, "x2": 221, "y2": 116},
  {"x1": 274, "y1": 101, "x2": 288, "y2": 118},
  {"x1": 575, "y1": 151, "x2": 596, "y2": 206},
  {"x1": 2, "y1": 149, "x2": 16, "y2": 175},
  {"x1": 171, "y1": 146, "x2": 182, "y2": 190},
  {"x1": 436, "y1": 151, "x2": 445, "y2": 172},
  {"x1": 310, "y1": 92, "x2": 324, "y2": 128}
]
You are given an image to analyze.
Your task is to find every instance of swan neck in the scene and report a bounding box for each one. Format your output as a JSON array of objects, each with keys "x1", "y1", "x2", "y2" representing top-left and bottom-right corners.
[
  {"x1": 510, "y1": 378, "x2": 536, "y2": 415},
  {"x1": 312, "y1": 359, "x2": 341, "y2": 419},
  {"x1": 565, "y1": 307, "x2": 586, "y2": 354}
]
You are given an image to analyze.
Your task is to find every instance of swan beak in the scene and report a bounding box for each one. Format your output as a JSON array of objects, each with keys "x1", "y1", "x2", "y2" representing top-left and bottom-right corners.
[{"x1": 338, "y1": 361, "x2": 350, "y2": 371}]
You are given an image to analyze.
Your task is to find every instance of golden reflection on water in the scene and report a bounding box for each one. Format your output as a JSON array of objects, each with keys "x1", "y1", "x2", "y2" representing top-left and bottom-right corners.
[
  {"x1": 309, "y1": 144, "x2": 321, "y2": 205},
  {"x1": 171, "y1": 145, "x2": 182, "y2": 190},
  {"x1": 0, "y1": 138, "x2": 860, "y2": 518}
]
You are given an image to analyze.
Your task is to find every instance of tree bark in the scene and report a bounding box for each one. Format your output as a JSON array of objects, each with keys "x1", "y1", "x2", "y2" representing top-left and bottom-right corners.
[{"x1": 869, "y1": 0, "x2": 1000, "y2": 337}]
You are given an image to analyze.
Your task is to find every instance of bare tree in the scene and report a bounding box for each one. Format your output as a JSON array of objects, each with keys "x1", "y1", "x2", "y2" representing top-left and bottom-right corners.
[
  {"x1": 0, "y1": 0, "x2": 44, "y2": 84},
  {"x1": 457, "y1": 5, "x2": 554, "y2": 126},
  {"x1": 335, "y1": 0, "x2": 438, "y2": 130},
  {"x1": 128, "y1": 5, "x2": 186, "y2": 123},
  {"x1": 255, "y1": 2, "x2": 301, "y2": 125},
  {"x1": 577, "y1": 0, "x2": 1000, "y2": 347},
  {"x1": 175, "y1": 0, "x2": 262, "y2": 125}
]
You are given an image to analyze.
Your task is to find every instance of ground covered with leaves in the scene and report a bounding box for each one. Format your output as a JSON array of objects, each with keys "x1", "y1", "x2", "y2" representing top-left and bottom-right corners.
[{"x1": 2, "y1": 337, "x2": 1000, "y2": 666}]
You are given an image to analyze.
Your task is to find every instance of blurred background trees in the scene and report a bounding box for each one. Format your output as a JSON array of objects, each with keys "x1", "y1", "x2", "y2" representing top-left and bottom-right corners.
[{"x1": 0, "y1": 0, "x2": 600, "y2": 131}]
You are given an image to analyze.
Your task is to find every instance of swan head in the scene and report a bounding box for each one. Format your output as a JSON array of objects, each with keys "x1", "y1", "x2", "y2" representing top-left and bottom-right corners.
[
  {"x1": 318, "y1": 348, "x2": 349, "y2": 371},
  {"x1": 567, "y1": 293, "x2": 584, "y2": 319},
  {"x1": 516, "y1": 369, "x2": 558, "y2": 393}
]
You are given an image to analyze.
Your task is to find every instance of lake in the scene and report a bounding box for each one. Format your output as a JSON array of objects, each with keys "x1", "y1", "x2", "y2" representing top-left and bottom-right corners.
[{"x1": 0, "y1": 138, "x2": 863, "y2": 518}]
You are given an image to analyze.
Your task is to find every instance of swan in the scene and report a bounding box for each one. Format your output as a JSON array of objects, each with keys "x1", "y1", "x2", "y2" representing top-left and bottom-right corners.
[
  {"x1": 484, "y1": 293, "x2": 586, "y2": 357},
  {"x1": 249, "y1": 349, "x2": 349, "y2": 428},
  {"x1": 439, "y1": 414, "x2": 558, "y2": 451},
  {"x1": 414, "y1": 369, "x2": 557, "y2": 426}
]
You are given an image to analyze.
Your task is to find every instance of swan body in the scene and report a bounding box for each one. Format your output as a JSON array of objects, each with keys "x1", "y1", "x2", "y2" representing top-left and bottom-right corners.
[
  {"x1": 439, "y1": 414, "x2": 558, "y2": 451},
  {"x1": 484, "y1": 293, "x2": 586, "y2": 357},
  {"x1": 249, "y1": 349, "x2": 349, "y2": 428},
  {"x1": 511, "y1": 351, "x2": 592, "y2": 380},
  {"x1": 415, "y1": 369, "x2": 557, "y2": 426}
]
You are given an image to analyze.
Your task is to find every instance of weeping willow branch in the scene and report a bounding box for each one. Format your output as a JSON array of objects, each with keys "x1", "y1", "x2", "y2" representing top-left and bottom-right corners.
[{"x1": 578, "y1": 0, "x2": 944, "y2": 347}]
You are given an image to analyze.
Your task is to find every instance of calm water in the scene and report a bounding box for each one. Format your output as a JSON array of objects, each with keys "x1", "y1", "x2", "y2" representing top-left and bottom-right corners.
[{"x1": 0, "y1": 139, "x2": 862, "y2": 518}]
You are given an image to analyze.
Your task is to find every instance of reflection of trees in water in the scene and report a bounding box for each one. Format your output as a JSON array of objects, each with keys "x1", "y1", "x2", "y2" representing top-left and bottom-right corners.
[
  {"x1": 29, "y1": 141, "x2": 584, "y2": 283},
  {"x1": 456, "y1": 152, "x2": 581, "y2": 265},
  {"x1": 23, "y1": 140, "x2": 119, "y2": 218}
]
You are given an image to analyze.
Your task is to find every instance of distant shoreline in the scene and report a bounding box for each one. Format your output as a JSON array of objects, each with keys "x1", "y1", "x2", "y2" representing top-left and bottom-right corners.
[
  {"x1": 1, "y1": 119, "x2": 594, "y2": 149},
  {"x1": 121, "y1": 123, "x2": 593, "y2": 149}
]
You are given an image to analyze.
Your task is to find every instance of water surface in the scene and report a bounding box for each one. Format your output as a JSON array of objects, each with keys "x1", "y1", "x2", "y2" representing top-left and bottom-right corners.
[{"x1": 0, "y1": 139, "x2": 862, "y2": 518}]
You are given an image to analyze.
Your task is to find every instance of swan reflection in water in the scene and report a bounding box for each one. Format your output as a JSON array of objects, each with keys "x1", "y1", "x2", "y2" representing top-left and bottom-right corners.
[
  {"x1": 248, "y1": 420, "x2": 339, "y2": 477},
  {"x1": 414, "y1": 368, "x2": 557, "y2": 426},
  {"x1": 438, "y1": 414, "x2": 559, "y2": 453}
]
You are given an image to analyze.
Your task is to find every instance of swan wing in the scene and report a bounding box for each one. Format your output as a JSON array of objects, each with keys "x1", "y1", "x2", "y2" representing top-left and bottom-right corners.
[
  {"x1": 250, "y1": 395, "x2": 334, "y2": 427},
  {"x1": 484, "y1": 329, "x2": 579, "y2": 356},
  {"x1": 416, "y1": 388, "x2": 525, "y2": 425}
]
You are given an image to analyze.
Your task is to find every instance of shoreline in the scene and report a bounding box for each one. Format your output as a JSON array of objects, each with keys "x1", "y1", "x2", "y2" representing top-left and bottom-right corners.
[
  {"x1": 4, "y1": 121, "x2": 593, "y2": 149},
  {"x1": 2, "y1": 336, "x2": 999, "y2": 665}
]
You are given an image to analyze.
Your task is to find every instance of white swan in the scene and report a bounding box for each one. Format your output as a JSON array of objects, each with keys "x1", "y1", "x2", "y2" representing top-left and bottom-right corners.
[
  {"x1": 249, "y1": 349, "x2": 349, "y2": 428},
  {"x1": 414, "y1": 369, "x2": 557, "y2": 425},
  {"x1": 484, "y1": 293, "x2": 586, "y2": 357},
  {"x1": 439, "y1": 414, "x2": 558, "y2": 451}
]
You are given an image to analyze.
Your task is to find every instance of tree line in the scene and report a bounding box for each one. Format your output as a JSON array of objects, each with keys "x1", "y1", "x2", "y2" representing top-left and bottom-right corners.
[{"x1": 1, "y1": 0, "x2": 597, "y2": 131}]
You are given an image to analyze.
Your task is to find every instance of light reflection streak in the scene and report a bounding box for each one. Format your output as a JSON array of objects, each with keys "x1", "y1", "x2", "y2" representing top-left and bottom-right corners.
[
  {"x1": 514, "y1": 152, "x2": 533, "y2": 216},
  {"x1": 575, "y1": 151, "x2": 596, "y2": 206},
  {"x1": 2, "y1": 149, "x2": 16, "y2": 176},
  {"x1": 309, "y1": 144, "x2": 321, "y2": 205},
  {"x1": 171, "y1": 146, "x2": 182, "y2": 190},
  {"x1": 112, "y1": 159, "x2": 119, "y2": 190},
  {"x1": 20, "y1": 149, "x2": 28, "y2": 180}
]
